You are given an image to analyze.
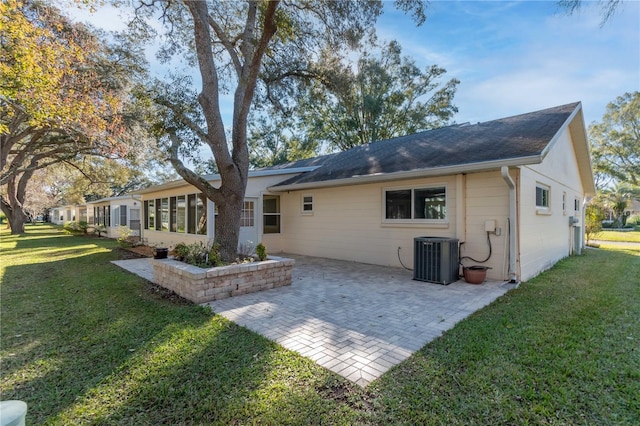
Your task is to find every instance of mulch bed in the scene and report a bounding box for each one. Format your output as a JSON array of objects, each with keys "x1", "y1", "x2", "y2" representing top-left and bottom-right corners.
[{"x1": 125, "y1": 246, "x2": 153, "y2": 257}]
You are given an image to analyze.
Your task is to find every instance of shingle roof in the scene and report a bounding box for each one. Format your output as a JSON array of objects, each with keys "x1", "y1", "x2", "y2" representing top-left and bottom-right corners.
[{"x1": 268, "y1": 102, "x2": 581, "y2": 189}]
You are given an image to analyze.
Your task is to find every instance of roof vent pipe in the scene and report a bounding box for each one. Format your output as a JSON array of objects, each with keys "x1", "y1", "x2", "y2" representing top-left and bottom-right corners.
[{"x1": 501, "y1": 166, "x2": 519, "y2": 283}]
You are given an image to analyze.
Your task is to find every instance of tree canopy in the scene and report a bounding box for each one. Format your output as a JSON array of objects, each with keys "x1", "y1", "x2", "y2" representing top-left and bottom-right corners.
[
  {"x1": 589, "y1": 91, "x2": 640, "y2": 188},
  {"x1": 292, "y1": 40, "x2": 459, "y2": 152},
  {"x1": 0, "y1": 0, "x2": 150, "y2": 233},
  {"x1": 134, "y1": 0, "x2": 429, "y2": 261}
]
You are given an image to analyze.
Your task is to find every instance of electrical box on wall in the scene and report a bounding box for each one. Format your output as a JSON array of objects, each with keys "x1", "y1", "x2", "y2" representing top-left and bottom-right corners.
[{"x1": 484, "y1": 220, "x2": 496, "y2": 233}]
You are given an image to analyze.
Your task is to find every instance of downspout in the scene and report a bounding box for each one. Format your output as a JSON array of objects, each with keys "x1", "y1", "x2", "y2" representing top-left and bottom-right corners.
[{"x1": 501, "y1": 166, "x2": 519, "y2": 283}]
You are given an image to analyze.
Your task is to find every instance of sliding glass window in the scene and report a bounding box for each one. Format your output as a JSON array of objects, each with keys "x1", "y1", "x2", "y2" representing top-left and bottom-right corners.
[{"x1": 176, "y1": 195, "x2": 186, "y2": 233}]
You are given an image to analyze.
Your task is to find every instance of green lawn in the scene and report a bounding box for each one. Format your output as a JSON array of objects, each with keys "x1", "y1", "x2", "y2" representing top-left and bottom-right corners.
[
  {"x1": 2, "y1": 225, "x2": 638, "y2": 424},
  {"x1": 596, "y1": 230, "x2": 640, "y2": 243}
]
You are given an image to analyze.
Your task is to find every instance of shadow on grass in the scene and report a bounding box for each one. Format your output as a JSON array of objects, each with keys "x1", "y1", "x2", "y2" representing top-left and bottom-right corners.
[{"x1": 1, "y1": 226, "x2": 367, "y2": 424}]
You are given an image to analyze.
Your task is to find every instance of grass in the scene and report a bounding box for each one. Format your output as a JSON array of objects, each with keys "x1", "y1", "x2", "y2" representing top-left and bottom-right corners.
[
  {"x1": 596, "y1": 230, "x2": 640, "y2": 243},
  {"x1": 2, "y1": 225, "x2": 638, "y2": 424}
]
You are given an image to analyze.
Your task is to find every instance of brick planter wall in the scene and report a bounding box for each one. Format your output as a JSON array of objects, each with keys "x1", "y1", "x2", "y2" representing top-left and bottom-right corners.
[{"x1": 153, "y1": 256, "x2": 294, "y2": 304}]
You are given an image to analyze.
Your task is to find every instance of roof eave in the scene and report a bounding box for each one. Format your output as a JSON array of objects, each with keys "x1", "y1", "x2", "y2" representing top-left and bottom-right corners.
[
  {"x1": 540, "y1": 102, "x2": 596, "y2": 195},
  {"x1": 268, "y1": 155, "x2": 543, "y2": 192},
  {"x1": 133, "y1": 167, "x2": 319, "y2": 195}
]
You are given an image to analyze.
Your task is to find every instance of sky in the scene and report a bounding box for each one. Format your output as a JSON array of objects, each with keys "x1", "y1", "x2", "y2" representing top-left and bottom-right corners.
[
  {"x1": 69, "y1": 1, "x2": 639, "y2": 129},
  {"x1": 377, "y1": 0, "x2": 639, "y2": 126}
]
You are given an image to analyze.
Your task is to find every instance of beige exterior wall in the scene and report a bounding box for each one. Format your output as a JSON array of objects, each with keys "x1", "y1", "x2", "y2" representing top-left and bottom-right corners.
[
  {"x1": 518, "y1": 128, "x2": 585, "y2": 281},
  {"x1": 463, "y1": 170, "x2": 511, "y2": 281},
  {"x1": 276, "y1": 175, "x2": 460, "y2": 267},
  {"x1": 277, "y1": 171, "x2": 512, "y2": 281},
  {"x1": 134, "y1": 126, "x2": 589, "y2": 284}
]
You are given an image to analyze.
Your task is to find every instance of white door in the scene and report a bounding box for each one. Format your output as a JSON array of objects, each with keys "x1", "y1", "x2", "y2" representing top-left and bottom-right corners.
[{"x1": 238, "y1": 198, "x2": 258, "y2": 254}]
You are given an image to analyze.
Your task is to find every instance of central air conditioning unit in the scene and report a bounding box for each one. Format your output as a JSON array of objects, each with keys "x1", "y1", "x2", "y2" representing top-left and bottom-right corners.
[{"x1": 413, "y1": 237, "x2": 460, "y2": 285}]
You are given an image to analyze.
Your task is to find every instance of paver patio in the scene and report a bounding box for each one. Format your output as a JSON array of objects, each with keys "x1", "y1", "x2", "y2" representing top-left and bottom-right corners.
[{"x1": 113, "y1": 254, "x2": 516, "y2": 386}]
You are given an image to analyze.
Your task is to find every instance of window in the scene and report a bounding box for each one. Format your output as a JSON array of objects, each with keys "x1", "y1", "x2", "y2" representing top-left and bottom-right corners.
[
  {"x1": 160, "y1": 198, "x2": 169, "y2": 231},
  {"x1": 147, "y1": 199, "x2": 155, "y2": 229},
  {"x1": 562, "y1": 192, "x2": 567, "y2": 214},
  {"x1": 170, "y1": 197, "x2": 176, "y2": 232},
  {"x1": 414, "y1": 187, "x2": 446, "y2": 219},
  {"x1": 384, "y1": 186, "x2": 447, "y2": 221},
  {"x1": 79, "y1": 208, "x2": 87, "y2": 223},
  {"x1": 146, "y1": 195, "x2": 197, "y2": 233},
  {"x1": 574, "y1": 198, "x2": 580, "y2": 212},
  {"x1": 196, "y1": 193, "x2": 207, "y2": 235},
  {"x1": 263, "y1": 195, "x2": 281, "y2": 234},
  {"x1": 241, "y1": 201, "x2": 255, "y2": 227},
  {"x1": 536, "y1": 184, "x2": 550, "y2": 209},
  {"x1": 302, "y1": 195, "x2": 313, "y2": 213},
  {"x1": 96, "y1": 207, "x2": 103, "y2": 226},
  {"x1": 120, "y1": 205, "x2": 127, "y2": 227},
  {"x1": 187, "y1": 194, "x2": 196, "y2": 234},
  {"x1": 176, "y1": 195, "x2": 186, "y2": 232},
  {"x1": 104, "y1": 206, "x2": 111, "y2": 227},
  {"x1": 130, "y1": 208, "x2": 140, "y2": 233}
]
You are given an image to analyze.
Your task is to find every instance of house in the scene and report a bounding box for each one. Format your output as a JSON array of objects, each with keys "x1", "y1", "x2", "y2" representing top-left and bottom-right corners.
[
  {"x1": 51, "y1": 205, "x2": 76, "y2": 225},
  {"x1": 87, "y1": 195, "x2": 143, "y2": 239},
  {"x1": 135, "y1": 102, "x2": 595, "y2": 282}
]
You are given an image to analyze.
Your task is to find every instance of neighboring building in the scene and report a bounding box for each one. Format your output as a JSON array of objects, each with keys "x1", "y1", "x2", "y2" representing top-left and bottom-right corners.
[
  {"x1": 51, "y1": 205, "x2": 76, "y2": 225},
  {"x1": 135, "y1": 102, "x2": 595, "y2": 283},
  {"x1": 626, "y1": 199, "x2": 640, "y2": 217},
  {"x1": 87, "y1": 195, "x2": 143, "y2": 239}
]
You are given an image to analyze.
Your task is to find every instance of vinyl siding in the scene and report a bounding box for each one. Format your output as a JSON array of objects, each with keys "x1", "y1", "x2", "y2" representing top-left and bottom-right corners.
[
  {"x1": 463, "y1": 171, "x2": 511, "y2": 281},
  {"x1": 278, "y1": 176, "x2": 458, "y2": 267},
  {"x1": 519, "y1": 128, "x2": 585, "y2": 281}
]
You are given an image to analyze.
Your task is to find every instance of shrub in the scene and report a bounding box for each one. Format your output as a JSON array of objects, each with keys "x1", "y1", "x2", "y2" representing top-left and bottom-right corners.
[
  {"x1": 585, "y1": 203, "x2": 605, "y2": 242},
  {"x1": 116, "y1": 226, "x2": 134, "y2": 247},
  {"x1": 626, "y1": 214, "x2": 640, "y2": 226},
  {"x1": 181, "y1": 241, "x2": 210, "y2": 267},
  {"x1": 208, "y1": 243, "x2": 223, "y2": 267},
  {"x1": 63, "y1": 221, "x2": 87, "y2": 235},
  {"x1": 256, "y1": 243, "x2": 267, "y2": 261},
  {"x1": 173, "y1": 242, "x2": 189, "y2": 261},
  {"x1": 174, "y1": 241, "x2": 250, "y2": 268}
]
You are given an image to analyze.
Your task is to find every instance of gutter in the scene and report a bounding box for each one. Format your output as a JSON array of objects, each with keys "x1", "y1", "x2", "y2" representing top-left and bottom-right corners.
[
  {"x1": 269, "y1": 155, "x2": 542, "y2": 192},
  {"x1": 501, "y1": 166, "x2": 519, "y2": 283},
  {"x1": 134, "y1": 166, "x2": 320, "y2": 195}
]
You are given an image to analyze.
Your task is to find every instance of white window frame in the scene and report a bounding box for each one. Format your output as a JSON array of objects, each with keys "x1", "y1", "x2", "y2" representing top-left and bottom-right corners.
[
  {"x1": 263, "y1": 194, "x2": 281, "y2": 234},
  {"x1": 382, "y1": 184, "x2": 448, "y2": 224},
  {"x1": 301, "y1": 194, "x2": 314, "y2": 214},
  {"x1": 536, "y1": 183, "x2": 551, "y2": 213}
]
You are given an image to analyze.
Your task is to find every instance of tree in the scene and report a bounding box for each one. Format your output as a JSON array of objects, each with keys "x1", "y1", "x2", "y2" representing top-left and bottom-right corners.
[
  {"x1": 558, "y1": 0, "x2": 625, "y2": 26},
  {"x1": 134, "y1": 0, "x2": 428, "y2": 262},
  {"x1": 295, "y1": 40, "x2": 459, "y2": 151},
  {"x1": 589, "y1": 92, "x2": 640, "y2": 188},
  {"x1": 248, "y1": 114, "x2": 318, "y2": 168},
  {"x1": 584, "y1": 200, "x2": 605, "y2": 243},
  {"x1": 597, "y1": 182, "x2": 640, "y2": 227},
  {"x1": 0, "y1": 0, "x2": 149, "y2": 234}
]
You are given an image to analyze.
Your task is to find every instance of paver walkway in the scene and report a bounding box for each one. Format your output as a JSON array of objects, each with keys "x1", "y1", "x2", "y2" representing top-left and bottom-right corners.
[{"x1": 112, "y1": 254, "x2": 516, "y2": 387}]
